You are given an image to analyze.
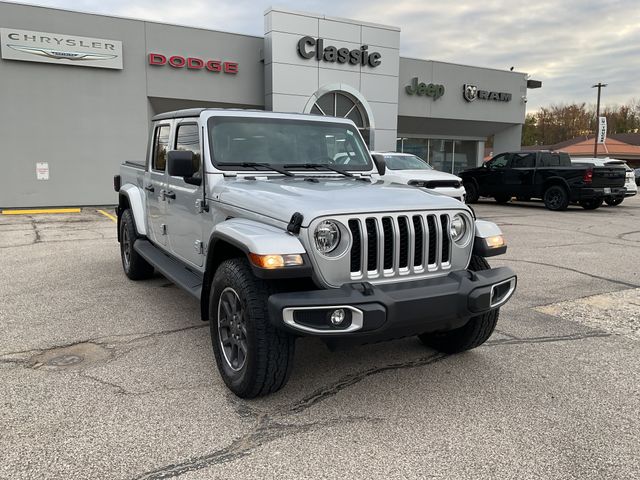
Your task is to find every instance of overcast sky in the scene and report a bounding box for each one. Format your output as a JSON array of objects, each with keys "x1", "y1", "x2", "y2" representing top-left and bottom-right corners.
[{"x1": 6, "y1": 0, "x2": 639, "y2": 111}]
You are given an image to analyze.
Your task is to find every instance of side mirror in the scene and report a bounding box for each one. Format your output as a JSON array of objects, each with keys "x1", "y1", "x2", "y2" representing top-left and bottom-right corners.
[
  {"x1": 372, "y1": 154, "x2": 386, "y2": 176},
  {"x1": 167, "y1": 150, "x2": 196, "y2": 178}
]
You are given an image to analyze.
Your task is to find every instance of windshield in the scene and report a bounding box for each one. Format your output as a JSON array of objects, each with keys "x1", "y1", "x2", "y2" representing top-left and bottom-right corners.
[
  {"x1": 384, "y1": 154, "x2": 433, "y2": 170},
  {"x1": 208, "y1": 117, "x2": 372, "y2": 172}
]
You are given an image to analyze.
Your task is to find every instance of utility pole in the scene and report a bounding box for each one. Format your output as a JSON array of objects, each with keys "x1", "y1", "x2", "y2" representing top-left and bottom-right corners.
[{"x1": 592, "y1": 82, "x2": 607, "y2": 157}]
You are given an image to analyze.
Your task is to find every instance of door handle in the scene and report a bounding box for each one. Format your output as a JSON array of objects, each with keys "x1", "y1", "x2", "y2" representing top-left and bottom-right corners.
[
  {"x1": 165, "y1": 190, "x2": 176, "y2": 200},
  {"x1": 144, "y1": 184, "x2": 155, "y2": 192}
]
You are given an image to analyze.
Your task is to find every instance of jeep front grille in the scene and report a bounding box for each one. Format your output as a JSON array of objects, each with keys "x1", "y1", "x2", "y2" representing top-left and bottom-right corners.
[{"x1": 347, "y1": 213, "x2": 453, "y2": 281}]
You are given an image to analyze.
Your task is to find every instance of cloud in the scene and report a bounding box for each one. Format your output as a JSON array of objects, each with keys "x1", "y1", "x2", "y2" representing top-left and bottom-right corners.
[{"x1": 4, "y1": 0, "x2": 638, "y2": 110}]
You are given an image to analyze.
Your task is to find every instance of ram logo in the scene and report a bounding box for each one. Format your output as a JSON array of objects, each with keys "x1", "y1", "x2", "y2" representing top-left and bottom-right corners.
[{"x1": 463, "y1": 84, "x2": 478, "y2": 102}]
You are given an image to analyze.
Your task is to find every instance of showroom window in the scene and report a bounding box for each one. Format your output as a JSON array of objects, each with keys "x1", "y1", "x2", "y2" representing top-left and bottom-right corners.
[
  {"x1": 311, "y1": 91, "x2": 371, "y2": 146},
  {"x1": 396, "y1": 138, "x2": 479, "y2": 174}
]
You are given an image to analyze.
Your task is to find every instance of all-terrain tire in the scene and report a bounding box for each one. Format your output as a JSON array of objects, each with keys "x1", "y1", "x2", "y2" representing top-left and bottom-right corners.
[
  {"x1": 604, "y1": 197, "x2": 623, "y2": 206},
  {"x1": 464, "y1": 182, "x2": 479, "y2": 203},
  {"x1": 543, "y1": 185, "x2": 570, "y2": 211},
  {"x1": 209, "y1": 258, "x2": 295, "y2": 398},
  {"x1": 580, "y1": 198, "x2": 604, "y2": 210},
  {"x1": 418, "y1": 255, "x2": 499, "y2": 353},
  {"x1": 494, "y1": 194, "x2": 511, "y2": 204},
  {"x1": 119, "y1": 209, "x2": 154, "y2": 280}
]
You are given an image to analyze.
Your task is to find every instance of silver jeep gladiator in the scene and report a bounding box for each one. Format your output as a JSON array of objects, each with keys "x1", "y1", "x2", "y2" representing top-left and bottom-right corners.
[{"x1": 114, "y1": 109, "x2": 516, "y2": 398}]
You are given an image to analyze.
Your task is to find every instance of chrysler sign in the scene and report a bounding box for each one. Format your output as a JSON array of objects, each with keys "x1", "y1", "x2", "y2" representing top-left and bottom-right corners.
[{"x1": 0, "y1": 28, "x2": 123, "y2": 69}]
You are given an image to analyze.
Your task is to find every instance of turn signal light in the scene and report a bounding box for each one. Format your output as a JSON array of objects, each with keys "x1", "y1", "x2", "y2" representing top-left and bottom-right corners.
[
  {"x1": 249, "y1": 253, "x2": 303, "y2": 269},
  {"x1": 583, "y1": 169, "x2": 593, "y2": 184},
  {"x1": 485, "y1": 235, "x2": 505, "y2": 249}
]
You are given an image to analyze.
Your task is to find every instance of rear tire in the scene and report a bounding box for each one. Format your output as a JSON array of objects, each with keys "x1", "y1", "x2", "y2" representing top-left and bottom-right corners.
[
  {"x1": 209, "y1": 258, "x2": 295, "y2": 398},
  {"x1": 494, "y1": 194, "x2": 511, "y2": 204},
  {"x1": 418, "y1": 255, "x2": 499, "y2": 354},
  {"x1": 464, "y1": 182, "x2": 479, "y2": 203},
  {"x1": 119, "y1": 209, "x2": 154, "y2": 280},
  {"x1": 580, "y1": 198, "x2": 604, "y2": 210},
  {"x1": 543, "y1": 185, "x2": 569, "y2": 211},
  {"x1": 604, "y1": 197, "x2": 623, "y2": 206}
]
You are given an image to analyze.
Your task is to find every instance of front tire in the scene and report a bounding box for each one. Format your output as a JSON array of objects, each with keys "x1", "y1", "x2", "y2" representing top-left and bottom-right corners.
[
  {"x1": 418, "y1": 255, "x2": 499, "y2": 353},
  {"x1": 605, "y1": 197, "x2": 623, "y2": 206},
  {"x1": 209, "y1": 258, "x2": 295, "y2": 398},
  {"x1": 543, "y1": 185, "x2": 570, "y2": 211},
  {"x1": 580, "y1": 198, "x2": 604, "y2": 210},
  {"x1": 464, "y1": 182, "x2": 479, "y2": 203},
  {"x1": 119, "y1": 209, "x2": 154, "y2": 280}
]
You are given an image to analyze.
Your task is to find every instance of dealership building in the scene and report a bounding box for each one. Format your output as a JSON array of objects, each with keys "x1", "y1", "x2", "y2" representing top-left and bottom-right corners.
[{"x1": 0, "y1": 1, "x2": 538, "y2": 208}]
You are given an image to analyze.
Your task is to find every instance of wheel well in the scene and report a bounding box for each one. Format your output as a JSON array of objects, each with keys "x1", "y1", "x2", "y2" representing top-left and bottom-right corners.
[
  {"x1": 543, "y1": 179, "x2": 569, "y2": 193},
  {"x1": 200, "y1": 239, "x2": 246, "y2": 322},
  {"x1": 116, "y1": 194, "x2": 131, "y2": 242}
]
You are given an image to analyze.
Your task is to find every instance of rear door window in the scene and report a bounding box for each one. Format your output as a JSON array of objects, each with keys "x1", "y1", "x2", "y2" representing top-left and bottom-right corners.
[
  {"x1": 152, "y1": 124, "x2": 171, "y2": 171},
  {"x1": 511, "y1": 153, "x2": 535, "y2": 168},
  {"x1": 539, "y1": 153, "x2": 560, "y2": 167}
]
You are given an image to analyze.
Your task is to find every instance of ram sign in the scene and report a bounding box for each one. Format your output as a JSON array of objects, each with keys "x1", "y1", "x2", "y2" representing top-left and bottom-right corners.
[{"x1": 0, "y1": 28, "x2": 123, "y2": 69}]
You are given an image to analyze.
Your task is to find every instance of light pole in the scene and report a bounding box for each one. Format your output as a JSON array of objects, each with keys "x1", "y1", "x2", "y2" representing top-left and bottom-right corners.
[{"x1": 592, "y1": 82, "x2": 607, "y2": 157}]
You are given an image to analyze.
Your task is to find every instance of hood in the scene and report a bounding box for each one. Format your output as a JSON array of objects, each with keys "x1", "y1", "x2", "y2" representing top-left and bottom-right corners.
[
  {"x1": 213, "y1": 176, "x2": 466, "y2": 226},
  {"x1": 383, "y1": 169, "x2": 462, "y2": 182}
]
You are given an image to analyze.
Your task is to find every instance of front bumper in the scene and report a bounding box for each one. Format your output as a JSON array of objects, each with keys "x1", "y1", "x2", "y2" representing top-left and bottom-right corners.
[{"x1": 268, "y1": 266, "x2": 516, "y2": 347}]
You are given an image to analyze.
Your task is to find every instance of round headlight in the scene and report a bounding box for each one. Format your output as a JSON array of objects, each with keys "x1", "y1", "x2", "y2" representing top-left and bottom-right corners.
[
  {"x1": 314, "y1": 220, "x2": 341, "y2": 254},
  {"x1": 450, "y1": 214, "x2": 467, "y2": 243}
]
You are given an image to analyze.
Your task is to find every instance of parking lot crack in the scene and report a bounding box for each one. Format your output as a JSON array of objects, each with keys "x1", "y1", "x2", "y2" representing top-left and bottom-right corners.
[
  {"x1": 287, "y1": 353, "x2": 448, "y2": 414},
  {"x1": 503, "y1": 258, "x2": 640, "y2": 288},
  {"x1": 485, "y1": 330, "x2": 611, "y2": 347},
  {"x1": 133, "y1": 415, "x2": 376, "y2": 480}
]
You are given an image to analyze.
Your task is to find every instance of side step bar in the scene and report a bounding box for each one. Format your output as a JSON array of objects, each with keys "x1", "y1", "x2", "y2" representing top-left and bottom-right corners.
[{"x1": 134, "y1": 239, "x2": 203, "y2": 300}]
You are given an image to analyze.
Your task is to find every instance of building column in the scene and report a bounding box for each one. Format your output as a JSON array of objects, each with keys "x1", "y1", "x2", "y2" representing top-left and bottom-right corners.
[{"x1": 493, "y1": 124, "x2": 523, "y2": 155}]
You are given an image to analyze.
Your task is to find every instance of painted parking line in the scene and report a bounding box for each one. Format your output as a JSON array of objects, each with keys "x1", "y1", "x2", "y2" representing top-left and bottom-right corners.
[
  {"x1": 1, "y1": 208, "x2": 81, "y2": 215},
  {"x1": 97, "y1": 209, "x2": 117, "y2": 223}
]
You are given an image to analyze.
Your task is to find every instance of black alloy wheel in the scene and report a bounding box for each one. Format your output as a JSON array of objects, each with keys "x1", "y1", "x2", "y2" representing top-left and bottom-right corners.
[
  {"x1": 217, "y1": 287, "x2": 248, "y2": 372},
  {"x1": 543, "y1": 185, "x2": 569, "y2": 211}
]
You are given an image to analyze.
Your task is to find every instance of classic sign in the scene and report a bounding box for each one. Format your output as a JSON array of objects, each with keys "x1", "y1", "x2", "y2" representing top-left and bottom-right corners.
[
  {"x1": 297, "y1": 36, "x2": 381, "y2": 67},
  {"x1": 148, "y1": 53, "x2": 238, "y2": 74},
  {"x1": 405, "y1": 77, "x2": 445, "y2": 100},
  {"x1": 463, "y1": 84, "x2": 511, "y2": 102},
  {"x1": 0, "y1": 28, "x2": 123, "y2": 69}
]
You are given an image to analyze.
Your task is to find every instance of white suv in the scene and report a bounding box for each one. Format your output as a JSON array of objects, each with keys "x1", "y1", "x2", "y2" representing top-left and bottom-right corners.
[
  {"x1": 571, "y1": 157, "x2": 637, "y2": 205},
  {"x1": 372, "y1": 152, "x2": 466, "y2": 202}
]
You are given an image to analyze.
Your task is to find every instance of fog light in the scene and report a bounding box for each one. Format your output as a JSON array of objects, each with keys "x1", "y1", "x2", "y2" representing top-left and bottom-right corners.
[{"x1": 329, "y1": 309, "x2": 346, "y2": 326}]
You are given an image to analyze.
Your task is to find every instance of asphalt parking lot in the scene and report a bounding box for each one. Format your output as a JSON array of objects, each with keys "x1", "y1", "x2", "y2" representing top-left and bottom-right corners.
[{"x1": 1, "y1": 197, "x2": 639, "y2": 480}]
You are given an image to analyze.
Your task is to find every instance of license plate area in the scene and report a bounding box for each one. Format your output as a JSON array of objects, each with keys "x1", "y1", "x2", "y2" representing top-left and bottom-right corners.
[{"x1": 604, "y1": 187, "x2": 611, "y2": 194}]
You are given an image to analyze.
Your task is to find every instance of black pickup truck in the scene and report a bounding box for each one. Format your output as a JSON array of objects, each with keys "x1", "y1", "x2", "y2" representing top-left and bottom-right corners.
[{"x1": 461, "y1": 151, "x2": 627, "y2": 210}]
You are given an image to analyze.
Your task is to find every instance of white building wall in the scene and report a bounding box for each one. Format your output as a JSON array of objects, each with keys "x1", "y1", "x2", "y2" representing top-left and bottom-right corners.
[{"x1": 264, "y1": 8, "x2": 400, "y2": 151}]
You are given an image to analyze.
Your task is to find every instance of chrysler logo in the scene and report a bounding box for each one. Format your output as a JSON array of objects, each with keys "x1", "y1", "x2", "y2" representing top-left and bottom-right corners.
[{"x1": 7, "y1": 44, "x2": 118, "y2": 61}]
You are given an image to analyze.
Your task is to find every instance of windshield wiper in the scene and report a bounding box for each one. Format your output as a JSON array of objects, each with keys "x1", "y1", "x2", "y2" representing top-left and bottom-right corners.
[
  {"x1": 283, "y1": 163, "x2": 355, "y2": 178},
  {"x1": 217, "y1": 162, "x2": 294, "y2": 177}
]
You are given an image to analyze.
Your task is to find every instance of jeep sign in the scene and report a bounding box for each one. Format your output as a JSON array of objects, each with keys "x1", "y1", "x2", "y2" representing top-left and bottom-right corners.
[{"x1": 405, "y1": 77, "x2": 445, "y2": 100}]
